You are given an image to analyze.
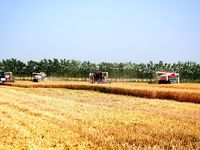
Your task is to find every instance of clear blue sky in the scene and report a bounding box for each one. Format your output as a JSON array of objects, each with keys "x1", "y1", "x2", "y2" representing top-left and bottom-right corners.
[{"x1": 0, "y1": 0, "x2": 200, "y2": 63}]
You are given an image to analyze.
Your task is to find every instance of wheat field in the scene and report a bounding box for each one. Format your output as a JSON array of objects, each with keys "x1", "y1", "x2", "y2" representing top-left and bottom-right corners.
[
  {"x1": 5, "y1": 81, "x2": 200, "y2": 103},
  {"x1": 0, "y1": 82, "x2": 200, "y2": 149}
]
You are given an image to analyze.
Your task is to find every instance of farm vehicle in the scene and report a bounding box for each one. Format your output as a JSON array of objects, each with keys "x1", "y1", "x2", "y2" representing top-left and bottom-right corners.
[
  {"x1": 155, "y1": 70, "x2": 180, "y2": 84},
  {"x1": 0, "y1": 70, "x2": 15, "y2": 84},
  {"x1": 32, "y1": 72, "x2": 47, "y2": 82},
  {"x1": 89, "y1": 71, "x2": 111, "y2": 84},
  {"x1": 0, "y1": 70, "x2": 5, "y2": 84}
]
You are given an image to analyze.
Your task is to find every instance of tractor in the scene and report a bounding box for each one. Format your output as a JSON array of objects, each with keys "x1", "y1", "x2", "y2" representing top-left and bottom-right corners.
[
  {"x1": 89, "y1": 71, "x2": 111, "y2": 84},
  {"x1": 155, "y1": 70, "x2": 180, "y2": 84},
  {"x1": 32, "y1": 72, "x2": 46, "y2": 82}
]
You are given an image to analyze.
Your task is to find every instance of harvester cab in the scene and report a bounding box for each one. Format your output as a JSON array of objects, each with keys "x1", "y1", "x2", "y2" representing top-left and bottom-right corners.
[
  {"x1": 155, "y1": 70, "x2": 180, "y2": 84},
  {"x1": 32, "y1": 72, "x2": 46, "y2": 82},
  {"x1": 89, "y1": 71, "x2": 111, "y2": 84}
]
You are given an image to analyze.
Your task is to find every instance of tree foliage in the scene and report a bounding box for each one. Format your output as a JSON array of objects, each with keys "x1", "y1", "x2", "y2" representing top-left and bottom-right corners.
[{"x1": 0, "y1": 58, "x2": 200, "y2": 82}]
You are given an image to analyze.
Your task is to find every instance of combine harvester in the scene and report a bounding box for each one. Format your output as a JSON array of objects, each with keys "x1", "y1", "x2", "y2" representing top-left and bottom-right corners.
[
  {"x1": 89, "y1": 71, "x2": 111, "y2": 84},
  {"x1": 32, "y1": 72, "x2": 47, "y2": 82},
  {"x1": 155, "y1": 70, "x2": 180, "y2": 84},
  {"x1": 0, "y1": 70, "x2": 15, "y2": 84},
  {"x1": 4, "y1": 72, "x2": 15, "y2": 82},
  {"x1": 0, "y1": 70, "x2": 5, "y2": 84}
]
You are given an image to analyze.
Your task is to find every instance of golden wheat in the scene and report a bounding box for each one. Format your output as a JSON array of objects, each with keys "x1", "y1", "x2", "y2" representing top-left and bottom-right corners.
[
  {"x1": 0, "y1": 86, "x2": 200, "y2": 149},
  {"x1": 4, "y1": 81, "x2": 200, "y2": 103}
]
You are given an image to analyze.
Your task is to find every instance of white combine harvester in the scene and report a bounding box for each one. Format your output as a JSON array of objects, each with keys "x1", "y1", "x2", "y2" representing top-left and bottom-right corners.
[
  {"x1": 32, "y1": 72, "x2": 47, "y2": 82},
  {"x1": 0, "y1": 70, "x2": 15, "y2": 84},
  {"x1": 4, "y1": 72, "x2": 15, "y2": 82},
  {"x1": 155, "y1": 70, "x2": 180, "y2": 84}
]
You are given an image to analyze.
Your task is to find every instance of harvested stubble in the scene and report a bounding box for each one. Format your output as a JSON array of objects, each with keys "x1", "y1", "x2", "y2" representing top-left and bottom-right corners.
[
  {"x1": 0, "y1": 86, "x2": 200, "y2": 149},
  {"x1": 4, "y1": 81, "x2": 200, "y2": 103}
]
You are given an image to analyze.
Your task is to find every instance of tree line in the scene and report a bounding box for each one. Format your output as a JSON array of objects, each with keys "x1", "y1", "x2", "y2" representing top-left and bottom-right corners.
[{"x1": 0, "y1": 58, "x2": 200, "y2": 82}]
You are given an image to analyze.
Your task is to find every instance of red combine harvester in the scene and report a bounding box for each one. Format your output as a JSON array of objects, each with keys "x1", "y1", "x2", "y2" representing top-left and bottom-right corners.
[
  {"x1": 155, "y1": 70, "x2": 180, "y2": 84},
  {"x1": 89, "y1": 71, "x2": 111, "y2": 84}
]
